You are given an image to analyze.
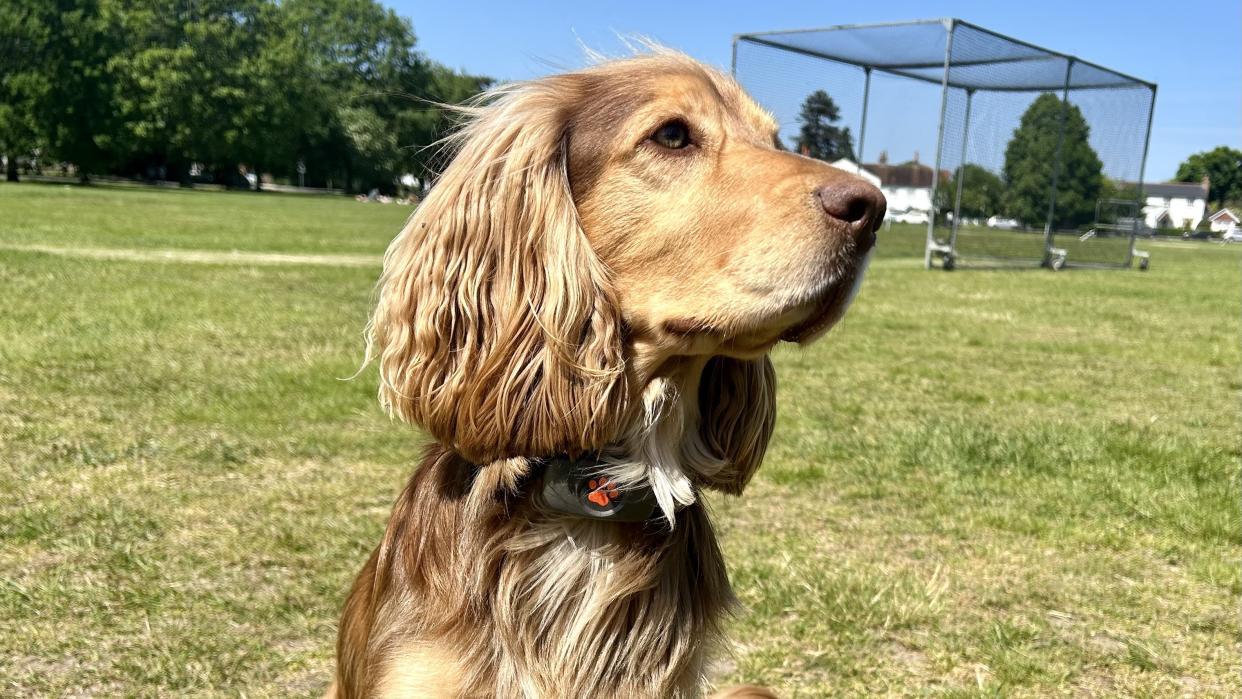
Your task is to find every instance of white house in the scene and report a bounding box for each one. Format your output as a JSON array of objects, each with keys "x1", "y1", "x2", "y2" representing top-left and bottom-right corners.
[
  {"x1": 1122, "y1": 179, "x2": 1209, "y2": 231},
  {"x1": 830, "y1": 155, "x2": 940, "y2": 217},
  {"x1": 830, "y1": 158, "x2": 881, "y2": 185},
  {"x1": 1208, "y1": 208, "x2": 1239, "y2": 234}
]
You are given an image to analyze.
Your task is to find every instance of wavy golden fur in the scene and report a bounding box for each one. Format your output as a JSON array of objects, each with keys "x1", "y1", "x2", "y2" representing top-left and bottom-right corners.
[{"x1": 333, "y1": 49, "x2": 884, "y2": 698}]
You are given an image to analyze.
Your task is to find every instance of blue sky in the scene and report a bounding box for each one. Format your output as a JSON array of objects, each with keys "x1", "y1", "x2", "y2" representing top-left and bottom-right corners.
[{"x1": 387, "y1": 0, "x2": 1239, "y2": 181}]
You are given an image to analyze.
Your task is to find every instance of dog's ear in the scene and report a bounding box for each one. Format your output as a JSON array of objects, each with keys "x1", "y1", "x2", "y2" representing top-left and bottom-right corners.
[
  {"x1": 695, "y1": 356, "x2": 777, "y2": 494},
  {"x1": 367, "y1": 80, "x2": 630, "y2": 463}
]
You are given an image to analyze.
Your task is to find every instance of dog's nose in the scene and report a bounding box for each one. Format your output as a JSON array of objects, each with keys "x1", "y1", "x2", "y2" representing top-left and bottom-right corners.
[{"x1": 815, "y1": 180, "x2": 886, "y2": 250}]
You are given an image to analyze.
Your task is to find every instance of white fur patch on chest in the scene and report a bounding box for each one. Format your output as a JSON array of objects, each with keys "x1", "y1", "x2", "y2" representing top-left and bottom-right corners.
[{"x1": 599, "y1": 376, "x2": 725, "y2": 525}]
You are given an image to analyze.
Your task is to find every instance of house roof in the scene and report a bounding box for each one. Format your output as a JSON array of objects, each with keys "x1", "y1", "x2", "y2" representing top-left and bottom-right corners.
[
  {"x1": 1209, "y1": 208, "x2": 1239, "y2": 223},
  {"x1": 1122, "y1": 181, "x2": 1208, "y2": 200},
  {"x1": 861, "y1": 162, "x2": 936, "y2": 188},
  {"x1": 830, "y1": 158, "x2": 882, "y2": 187}
]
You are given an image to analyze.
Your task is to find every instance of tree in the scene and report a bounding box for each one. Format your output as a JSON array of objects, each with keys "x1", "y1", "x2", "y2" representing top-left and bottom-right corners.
[
  {"x1": 0, "y1": 0, "x2": 120, "y2": 182},
  {"x1": 280, "y1": 0, "x2": 486, "y2": 192},
  {"x1": 337, "y1": 105, "x2": 398, "y2": 190},
  {"x1": 0, "y1": 0, "x2": 50, "y2": 181},
  {"x1": 1175, "y1": 146, "x2": 1242, "y2": 207},
  {"x1": 794, "y1": 90, "x2": 854, "y2": 161},
  {"x1": 109, "y1": 0, "x2": 288, "y2": 187},
  {"x1": 0, "y1": 0, "x2": 488, "y2": 191},
  {"x1": 391, "y1": 62, "x2": 491, "y2": 189},
  {"x1": 938, "y1": 163, "x2": 1004, "y2": 218},
  {"x1": 40, "y1": 0, "x2": 123, "y2": 181},
  {"x1": 1002, "y1": 93, "x2": 1103, "y2": 229},
  {"x1": 234, "y1": 0, "x2": 318, "y2": 190},
  {"x1": 1100, "y1": 179, "x2": 1141, "y2": 202}
]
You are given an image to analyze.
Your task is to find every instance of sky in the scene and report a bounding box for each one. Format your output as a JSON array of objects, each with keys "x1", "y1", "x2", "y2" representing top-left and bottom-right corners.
[{"x1": 387, "y1": 0, "x2": 1239, "y2": 181}]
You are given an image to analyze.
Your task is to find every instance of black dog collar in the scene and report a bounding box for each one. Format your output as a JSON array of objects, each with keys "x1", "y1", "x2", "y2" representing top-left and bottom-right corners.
[{"x1": 539, "y1": 456, "x2": 661, "y2": 522}]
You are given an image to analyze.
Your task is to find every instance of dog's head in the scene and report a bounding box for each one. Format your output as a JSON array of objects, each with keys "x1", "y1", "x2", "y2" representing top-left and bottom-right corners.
[{"x1": 369, "y1": 51, "x2": 883, "y2": 486}]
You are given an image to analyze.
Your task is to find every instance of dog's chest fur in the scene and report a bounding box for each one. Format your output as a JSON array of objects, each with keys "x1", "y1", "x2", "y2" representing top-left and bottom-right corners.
[{"x1": 336, "y1": 381, "x2": 737, "y2": 698}]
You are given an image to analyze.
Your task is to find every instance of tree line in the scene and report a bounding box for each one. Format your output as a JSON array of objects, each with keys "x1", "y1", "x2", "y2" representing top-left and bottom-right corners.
[
  {"x1": 795, "y1": 89, "x2": 1241, "y2": 228},
  {"x1": 0, "y1": 0, "x2": 489, "y2": 192}
]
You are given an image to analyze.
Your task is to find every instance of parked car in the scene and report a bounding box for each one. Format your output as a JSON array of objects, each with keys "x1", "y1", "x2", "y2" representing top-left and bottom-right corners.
[
  {"x1": 1221, "y1": 229, "x2": 1242, "y2": 243},
  {"x1": 1181, "y1": 229, "x2": 1214, "y2": 240},
  {"x1": 889, "y1": 209, "x2": 930, "y2": 225},
  {"x1": 986, "y1": 216, "x2": 1020, "y2": 230}
]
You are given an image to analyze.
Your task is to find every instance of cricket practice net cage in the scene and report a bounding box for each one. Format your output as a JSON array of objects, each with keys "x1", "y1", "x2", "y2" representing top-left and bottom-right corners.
[{"x1": 733, "y1": 19, "x2": 1157, "y2": 270}]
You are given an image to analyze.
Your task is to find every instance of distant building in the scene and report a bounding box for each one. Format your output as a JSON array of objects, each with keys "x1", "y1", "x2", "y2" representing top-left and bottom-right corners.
[
  {"x1": 830, "y1": 158, "x2": 881, "y2": 187},
  {"x1": 1121, "y1": 178, "x2": 1209, "y2": 230},
  {"x1": 1208, "y1": 208, "x2": 1239, "y2": 234},
  {"x1": 829, "y1": 151, "x2": 946, "y2": 217}
]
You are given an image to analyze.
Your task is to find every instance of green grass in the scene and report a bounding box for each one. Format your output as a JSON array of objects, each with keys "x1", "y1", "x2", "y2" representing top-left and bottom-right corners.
[
  {"x1": 0, "y1": 181, "x2": 411, "y2": 254},
  {"x1": 1, "y1": 182, "x2": 1237, "y2": 697}
]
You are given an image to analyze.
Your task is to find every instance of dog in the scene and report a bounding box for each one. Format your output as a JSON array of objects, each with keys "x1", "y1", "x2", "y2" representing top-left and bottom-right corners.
[{"x1": 330, "y1": 50, "x2": 884, "y2": 698}]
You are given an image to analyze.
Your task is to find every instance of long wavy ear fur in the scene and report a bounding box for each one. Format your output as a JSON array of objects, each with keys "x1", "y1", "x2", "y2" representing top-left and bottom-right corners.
[
  {"x1": 696, "y1": 356, "x2": 777, "y2": 494},
  {"x1": 367, "y1": 78, "x2": 630, "y2": 463}
]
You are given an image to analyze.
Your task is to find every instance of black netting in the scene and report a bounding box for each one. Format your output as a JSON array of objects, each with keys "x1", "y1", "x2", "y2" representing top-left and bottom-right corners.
[
  {"x1": 1055, "y1": 80, "x2": 1154, "y2": 266},
  {"x1": 741, "y1": 21, "x2": 950, "y2": 74},
  {"x1": 733, "y1": 39, "x2": 868, "y2": 155},
  {"x1": 734, "y1": 18, "x2": 1155, "y2": 270}
]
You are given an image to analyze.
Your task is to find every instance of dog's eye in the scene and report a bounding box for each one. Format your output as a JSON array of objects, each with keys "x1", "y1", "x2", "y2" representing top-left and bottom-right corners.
[{"x1": 650, "y1": 120, "x2": 692, "y2": 150}]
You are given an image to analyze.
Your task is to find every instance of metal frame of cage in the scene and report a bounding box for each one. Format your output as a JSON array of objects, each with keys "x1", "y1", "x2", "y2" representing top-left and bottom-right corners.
[{"x1": 731, "y1": 18, "x2": 1158, "y2": 271}]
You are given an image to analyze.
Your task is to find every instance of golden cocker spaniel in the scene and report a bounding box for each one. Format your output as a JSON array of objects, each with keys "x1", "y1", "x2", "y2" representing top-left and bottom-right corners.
[{"x1": 331, "y1": 50, "x2": 884, "y2": 698}]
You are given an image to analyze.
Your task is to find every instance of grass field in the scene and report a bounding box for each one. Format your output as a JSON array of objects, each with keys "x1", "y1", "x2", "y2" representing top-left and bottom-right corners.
[{"x1": 1, "y1": 182, "x2": 1238, "y2": 697}]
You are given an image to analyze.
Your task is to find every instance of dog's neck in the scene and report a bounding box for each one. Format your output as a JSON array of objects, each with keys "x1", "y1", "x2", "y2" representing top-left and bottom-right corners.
[
  {"x1": 468, "y1": 355, "x2": 734, "y2": 695},
  {"x1": 344, "y1": 354, "x2": 738, "y2": 697},
  {"x1": 534, "y1": 353, "x2": 725, "y2": 526},
  {"x1": 593, "y1": 354, "x2": 726, "y2": 525}
]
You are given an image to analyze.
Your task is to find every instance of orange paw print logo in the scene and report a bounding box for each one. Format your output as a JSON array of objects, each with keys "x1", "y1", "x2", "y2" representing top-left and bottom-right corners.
[{"x1": 586, "y1": 477, "x2": 620, "y2": 508}]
